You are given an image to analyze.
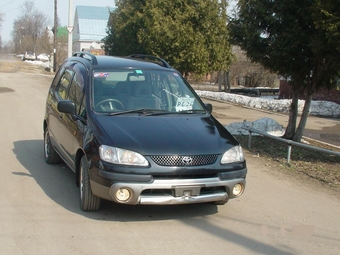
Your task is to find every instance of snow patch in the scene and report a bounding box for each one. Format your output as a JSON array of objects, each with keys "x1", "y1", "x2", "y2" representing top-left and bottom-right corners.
[
  {"x1": 225, "y1": 118, "x2": 285, "y2": 136},
  {"x1": 196, "y1": 90, "x2": 340, "y2": 117}
]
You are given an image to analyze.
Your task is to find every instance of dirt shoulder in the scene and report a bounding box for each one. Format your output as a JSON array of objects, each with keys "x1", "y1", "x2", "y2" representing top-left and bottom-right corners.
[
  {"x1": 239, "y1": 136, "x2": 340, "y2": 198},
  {"x1": 0, "y1": 54, "x2": 53, "y2": 75}
]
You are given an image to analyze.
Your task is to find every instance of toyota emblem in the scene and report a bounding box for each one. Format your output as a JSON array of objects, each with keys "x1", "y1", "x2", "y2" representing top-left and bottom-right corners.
[{"x1": 182, "y1": 156, "x2": 193, "y2": 165}]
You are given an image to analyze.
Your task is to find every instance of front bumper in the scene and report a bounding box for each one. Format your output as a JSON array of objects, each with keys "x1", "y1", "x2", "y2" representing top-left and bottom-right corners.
[{"x1": 90, "y1": 174, "x2": 246, "y2": 205}]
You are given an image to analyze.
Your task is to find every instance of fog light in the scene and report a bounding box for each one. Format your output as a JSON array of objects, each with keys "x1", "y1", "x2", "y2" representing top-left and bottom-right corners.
[
  {"x1": 232, "y1": 183, "x2": 244, "y2": 196},
  {"x1": 116, "y1": 188, "x2": 131, "y2": 202}
]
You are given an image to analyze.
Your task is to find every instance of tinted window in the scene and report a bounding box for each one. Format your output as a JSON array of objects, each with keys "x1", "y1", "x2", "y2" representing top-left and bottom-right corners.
[
  {"x1": 57, "y1": 69, "x2": 74, "y2": 100},
  {"x1": 68, "y1": 63, "x2": 86, "y2": 114},
  {"x1": 50, "y1": 64, "x2": 66, "y2": 91},
  {"x1": 92, "y1": 69, "x2": 204, "y2": 113}
]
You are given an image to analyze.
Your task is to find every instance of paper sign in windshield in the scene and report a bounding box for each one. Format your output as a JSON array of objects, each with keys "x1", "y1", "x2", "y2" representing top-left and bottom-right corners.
[{"x1": 176, "y1": 98, "x2": 194, "y2": 111}]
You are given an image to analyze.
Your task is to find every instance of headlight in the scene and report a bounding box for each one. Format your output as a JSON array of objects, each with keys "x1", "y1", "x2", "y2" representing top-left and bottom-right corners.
[
  {"x1": 99, "y1": 145, "x2": 149, "y2": 166},
  {"x1": 221, "y1": 145, "x2": 244, "y2": 164}
]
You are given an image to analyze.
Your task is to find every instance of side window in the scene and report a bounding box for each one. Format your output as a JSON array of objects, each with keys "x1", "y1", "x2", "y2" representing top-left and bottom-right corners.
[
  {"x1": 68, "y1": 63, "x2": 86, "y2": 114},
  {"x1": 50, "y1": 65, "x2": 65, "y2": 91},
  {"x1": 57, "y1": 69, "x2": 74, "y2": 100},
  {"x1": 79, "y1": 95, "x2": 86, "y2": 119}
]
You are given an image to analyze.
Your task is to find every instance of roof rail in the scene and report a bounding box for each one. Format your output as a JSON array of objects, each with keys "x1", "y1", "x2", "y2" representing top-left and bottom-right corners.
[
  {"x1": 128, "y1": 54, "x2": 172, "y2": 69},
  {"x1": 72, "y1": 51, "x2": 98, "y2": 65}
]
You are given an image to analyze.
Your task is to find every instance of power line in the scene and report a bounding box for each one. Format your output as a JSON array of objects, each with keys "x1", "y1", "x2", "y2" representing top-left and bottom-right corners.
[
  {"x1": 45, "y1": 0, "x2": 54, "y2": 19},
  {"x1": 0, "y1": 0, "x2": 19, "y2": 9},
  {"x1": 1, "y1": 5, "x2": 22, "y2": 14}
]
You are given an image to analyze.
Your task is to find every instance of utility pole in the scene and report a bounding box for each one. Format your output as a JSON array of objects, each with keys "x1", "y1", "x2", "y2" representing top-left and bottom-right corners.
[
  {"x1": 67, "y1": 0, "x2": 73, "y2": 57},
  {"x1": 53, "y1": 0, "x2": 57, "y2": 72}
]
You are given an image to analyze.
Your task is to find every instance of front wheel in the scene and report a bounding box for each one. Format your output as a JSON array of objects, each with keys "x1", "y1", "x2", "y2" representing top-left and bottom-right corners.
[
  {"x1": 79, "y1": 156, "x2": 101, "y2": 211},
  {"x1": 44, "y1": 129, "x2": 61, "y2": 164}
]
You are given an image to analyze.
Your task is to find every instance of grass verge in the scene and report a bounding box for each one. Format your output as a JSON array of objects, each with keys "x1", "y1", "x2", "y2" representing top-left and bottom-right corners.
[{"x1": 235, "y1": 135, "x2": 340, "y2": 192}]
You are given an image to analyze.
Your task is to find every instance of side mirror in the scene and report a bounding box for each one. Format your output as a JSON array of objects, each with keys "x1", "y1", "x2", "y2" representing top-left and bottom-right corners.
[
  {"x1": 205, "y1": 103, "x2": 213, "y2": 113},
  {"x1": 58, "y1": 100, "x2": 76, "y2": 119}
]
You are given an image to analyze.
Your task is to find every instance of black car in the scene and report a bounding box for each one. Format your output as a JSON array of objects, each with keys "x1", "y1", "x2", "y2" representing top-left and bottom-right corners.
[{"x1": 43, "y1": 52, "x2": 247, "y2": 211}]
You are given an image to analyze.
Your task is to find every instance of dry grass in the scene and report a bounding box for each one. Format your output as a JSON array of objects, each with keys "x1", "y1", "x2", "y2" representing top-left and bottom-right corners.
[{"x1": 235, "y1": 135, "x2": 340, "y2": 192}]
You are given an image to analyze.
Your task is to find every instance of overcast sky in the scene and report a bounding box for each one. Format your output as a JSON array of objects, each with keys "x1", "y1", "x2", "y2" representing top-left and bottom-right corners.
[{"x1": 1, "y1": 0, "x2": 116, "y2": 42}]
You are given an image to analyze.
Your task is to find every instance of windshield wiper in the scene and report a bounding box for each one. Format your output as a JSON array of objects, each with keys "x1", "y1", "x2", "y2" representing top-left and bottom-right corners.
[
  {"x1": 106, "y1": 109, "x2": 207, "y2": 116},
  {"x1": 108, "y1": 109, "x2": 173, "y2": 116}
]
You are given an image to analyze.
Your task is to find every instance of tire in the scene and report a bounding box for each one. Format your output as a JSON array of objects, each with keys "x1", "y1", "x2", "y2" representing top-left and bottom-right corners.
[
  {"x1": 44, "y1": 129, "x2": 61, "y2": 164},
  {"x1": 79, "y1": 156, "x2": 101, "y2": 211}
]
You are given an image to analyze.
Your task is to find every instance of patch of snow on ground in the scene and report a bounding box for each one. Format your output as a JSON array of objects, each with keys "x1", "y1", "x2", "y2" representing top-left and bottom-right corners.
[
  {"x1": 26, "y1": 59, "x2": 51, "y2": 70},
  {"x1": 196, "y1": 90, "x2": 340, "y2": 117},
  {"x1": 196, "y1": 90, "x2": 340, "y2": 136},
  {"x1": 226, "y1": 118, "x2": 285, "y2": 136}
]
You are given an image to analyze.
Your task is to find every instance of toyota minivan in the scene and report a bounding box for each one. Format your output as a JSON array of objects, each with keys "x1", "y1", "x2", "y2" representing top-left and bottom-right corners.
[{"x1": 43, "y1": 52, "x2": 247, "y2": 211}]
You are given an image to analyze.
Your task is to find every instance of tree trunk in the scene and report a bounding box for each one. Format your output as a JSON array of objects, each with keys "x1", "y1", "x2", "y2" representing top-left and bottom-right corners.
[
  {"x1": 222, "y1": 71, "x2": 230, "y2": 92},
  {"x1": 293, "y1": 90, "x2": 313, "y2": 142},
  {"x1": 218, "y1": 70, "x2": 222, "y2": 92},
  {"x1": 282, "y1": 90, "x2": 299, "y2": 139}
]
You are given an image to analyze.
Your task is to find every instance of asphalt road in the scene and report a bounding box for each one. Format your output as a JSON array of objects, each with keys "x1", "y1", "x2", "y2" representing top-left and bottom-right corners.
[{"x1": 0, "y1": 59, "x2": 339, "y2": 255}]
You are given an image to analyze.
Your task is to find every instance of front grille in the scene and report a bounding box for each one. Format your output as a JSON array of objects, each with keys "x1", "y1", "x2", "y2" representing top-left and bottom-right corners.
[
  {"x1": 152, "y1": 173, "x2": 218, "y2": 179},
  {"x1": 140, "y1": 186, "x2": 226, "y2": 196},
  {"x1": 150, "y1": 155, "x2": 218, "y2": 166}
]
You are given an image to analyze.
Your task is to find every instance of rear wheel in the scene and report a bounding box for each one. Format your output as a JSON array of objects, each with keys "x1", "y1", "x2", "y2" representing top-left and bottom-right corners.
[
  {"x1": 79, "y1": 156, "x2": 101, "y2": 211},
  {"x1": 44, "y1": 129, "x2": 61, "y2": 164}
]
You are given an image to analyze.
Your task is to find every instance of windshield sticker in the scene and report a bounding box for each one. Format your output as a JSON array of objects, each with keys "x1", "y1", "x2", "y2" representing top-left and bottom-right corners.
[
  {"x1": 176, "y1": 97, "x2": 195, "y2": 111},
  {"x1": 136, "y1": 70, "x2": 143, "y2": 74},
  {"x1": 94, "y1": 72, "x2": 109, "y2": 78}
]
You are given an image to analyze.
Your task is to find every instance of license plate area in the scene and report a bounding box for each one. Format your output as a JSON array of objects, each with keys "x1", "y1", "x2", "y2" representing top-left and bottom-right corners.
[{"x1": 172, "y1": 185, "x2": 204, "y2": 197}]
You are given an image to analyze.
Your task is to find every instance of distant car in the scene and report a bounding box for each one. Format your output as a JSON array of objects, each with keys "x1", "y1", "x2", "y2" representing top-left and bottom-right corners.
[
  {"x1": 43, "y1": 52, "x2": 247, "y2": 211},
  {"x1": 23, "y1": 51, "x2": 36, "y2": 61},
  {"x1": 36, "y1": 53, "x2": 49, "y2": 62}
]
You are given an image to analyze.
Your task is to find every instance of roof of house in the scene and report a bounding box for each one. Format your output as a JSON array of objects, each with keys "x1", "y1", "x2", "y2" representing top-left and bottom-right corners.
[{"x1": 75, "y1": 5, "x2": 116, "y2": 42}]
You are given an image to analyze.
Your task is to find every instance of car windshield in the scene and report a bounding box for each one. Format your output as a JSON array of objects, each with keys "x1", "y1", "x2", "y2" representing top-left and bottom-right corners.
[{"x1": 91, "y1": 69, "x2": 205, "y2": 114}]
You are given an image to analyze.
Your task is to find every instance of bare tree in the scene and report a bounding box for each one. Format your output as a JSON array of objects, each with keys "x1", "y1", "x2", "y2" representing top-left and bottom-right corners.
[
  {"x1": 12, "y1": 1, "x2": 50, "y2": 54},
  {"x1": 56, "y1": 33, "x2": 68, "y2": 68},
  {"x1": 0, "y1": 12, "x2": 3, "y2": 51},
  {"x1": 229, "y1": 46, "x2": 278, "y2": 88}
]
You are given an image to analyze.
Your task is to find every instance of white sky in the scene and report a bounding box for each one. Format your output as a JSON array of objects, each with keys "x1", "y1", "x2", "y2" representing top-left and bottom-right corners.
[{"x1": 0, "y1": 0, "x2": 116, "y2": 42}]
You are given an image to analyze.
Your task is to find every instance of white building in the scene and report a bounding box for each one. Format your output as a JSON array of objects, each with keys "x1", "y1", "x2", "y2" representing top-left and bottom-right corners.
[{"x1": 72, "y1": 5, "x2": 116, "y2": 54}]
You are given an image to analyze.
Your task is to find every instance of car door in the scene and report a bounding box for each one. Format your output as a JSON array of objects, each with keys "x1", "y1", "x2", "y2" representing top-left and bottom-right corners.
[
  {"x1": 48, "y1": 63, "x2": 76, "y2": 167},
  {"x1": 48, "y1": 62, "x2": 87, "y2": 170},
  {"x1": 64, "y1": 63, "x2": 87, "y2": 169}
]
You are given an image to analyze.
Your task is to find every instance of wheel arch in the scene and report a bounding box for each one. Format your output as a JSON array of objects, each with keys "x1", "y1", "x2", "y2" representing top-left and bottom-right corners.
[
  {"x1": 75, "y1": 148, "x2": 86, "y2": 187},
  {"x1": 43, "y1": 120, "x2": 47, "y2": 133}
]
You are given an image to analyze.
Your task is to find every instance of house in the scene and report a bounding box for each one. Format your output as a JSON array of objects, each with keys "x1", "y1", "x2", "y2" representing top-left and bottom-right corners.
[
  {"x1": 72, "y1": 5, "x2": 116, "y2": 54},
  {"x1": 279, "y1": 80, "x2": 340, "y2": 104}
]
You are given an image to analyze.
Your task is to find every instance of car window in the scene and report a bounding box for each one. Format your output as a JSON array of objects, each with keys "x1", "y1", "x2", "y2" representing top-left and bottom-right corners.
[
  {"x1": 68, "y1": 63, "x2": 86, "y2": 114},
  {"x1": 50, "y1": 65, "x2": 66, "y2": 91},
  {"x1": 91, "y1": 69, "x2": 205, "y2": 113},
  {"x1": 57, "y1": 69, "x2": 74, "y2": 100},
  {"x1": 79, "y1": 95, "x2": 86, "y2": 119}
]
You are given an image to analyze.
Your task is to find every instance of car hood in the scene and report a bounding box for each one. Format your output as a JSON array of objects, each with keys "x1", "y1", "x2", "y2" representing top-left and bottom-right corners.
[{"x1": 93, "y1": 114, "x2": 238, "y2": 155}]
